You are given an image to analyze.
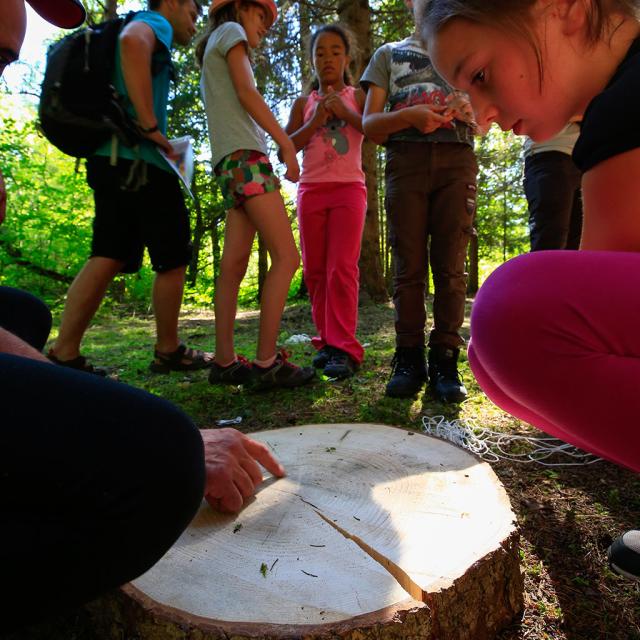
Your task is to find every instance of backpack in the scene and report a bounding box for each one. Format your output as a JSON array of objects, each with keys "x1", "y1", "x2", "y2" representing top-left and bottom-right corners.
[{"x1": 38, "y1": 12, "x2": 145, "y2": 158}]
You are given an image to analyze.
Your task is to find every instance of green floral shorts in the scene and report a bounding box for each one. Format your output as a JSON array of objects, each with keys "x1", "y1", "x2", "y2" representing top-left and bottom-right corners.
[{"x1": 214, "y1": 149, "x2": 281, "y2": 210}]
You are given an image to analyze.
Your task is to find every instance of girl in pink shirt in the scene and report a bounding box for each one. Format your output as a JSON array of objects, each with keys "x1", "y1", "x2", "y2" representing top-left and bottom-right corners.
[{"x1": 285, "y1": 24, "x2": 367, "y2": 379}]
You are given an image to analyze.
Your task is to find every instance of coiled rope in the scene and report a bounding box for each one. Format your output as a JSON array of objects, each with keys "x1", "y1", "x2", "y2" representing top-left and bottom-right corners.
[{"x1": 422, "y1": 415, "x2": 601, "y2": 466}]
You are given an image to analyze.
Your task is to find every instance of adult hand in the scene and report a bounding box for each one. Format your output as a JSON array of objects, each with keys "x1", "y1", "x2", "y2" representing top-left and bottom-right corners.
[
  {"x1": 280, "y1": 141, "x2": 300, "y2": 183},
  {"x1": 404, "y1": 104, "x2": 452, "y2": 134},
  {"x1": 201, "y1": 428, "x2": 286, "y2": 513},
  {"x1": 0, "y1": 168, "x2": 6, "y2": 225},
  {"x1": 323, "y1": 86, "x2": 349, "y2": 120},
  {"x1": 146, "y1": 129, "x2": 178, "y2": 161}
]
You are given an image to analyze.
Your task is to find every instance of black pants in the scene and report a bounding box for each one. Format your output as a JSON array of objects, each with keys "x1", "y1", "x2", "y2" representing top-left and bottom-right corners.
[
  {"x1": 0, "y1": 287, "x2": 205, "y2": 632},
  {"x1": 523, "y1": 151, "x2": 583, "y2": 251},
  {"x1": 87, "y1": 156, "x2": 192, "y2": 273}
]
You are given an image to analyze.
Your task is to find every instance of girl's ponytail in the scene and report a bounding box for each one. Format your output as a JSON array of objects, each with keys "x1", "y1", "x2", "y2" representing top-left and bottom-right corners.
[
  {"x1": 195, "y1": 23, "x2": 215, "y2": 67},
  {"x1": 195, "y1": 2, "x2": 241, "y2": 67}
]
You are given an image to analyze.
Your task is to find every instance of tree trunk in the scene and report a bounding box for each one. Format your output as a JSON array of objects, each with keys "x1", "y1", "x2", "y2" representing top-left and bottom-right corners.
[
  {"x1": 210, "y1": 214, "x2": 222, "y2": 306},
  {"x1": 297, "y1": 1, "x2": 312, "y2": 89},
  {"x1": 104, "y1": 0, "x2": 117, "y2": 20},
  {"x1": 187, "y1": 194, "x2": 204, "y2": 289},
  {"x1": 296, "y1": 275, "x2": 308, "y2": 300},
  {"x1": 88, "y1": 424, "x2": 523, "y2": 640},
  {"x1": 338, "y1": 0, "x2": 387, "y2": 303},
  {"x1": 257, "y1": 237, "x2": 268, "y2": 303},
  {"x1": 109, "y1": 276, "x2": 127, "y2": 303},
  {"x1": 467, "y1": 232, "x2": 479, "y2": 295}
]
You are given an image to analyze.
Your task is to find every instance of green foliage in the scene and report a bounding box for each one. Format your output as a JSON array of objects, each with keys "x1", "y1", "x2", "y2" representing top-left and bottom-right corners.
[
  {"x1": 475, "y1": 127, "x2": 529, "y2": 262},
  {"x1": 0, "y1": 97, "x2": 94, "y2": 302}
]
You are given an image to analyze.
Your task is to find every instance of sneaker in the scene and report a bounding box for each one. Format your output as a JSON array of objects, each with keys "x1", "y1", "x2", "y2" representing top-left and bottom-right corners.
[
  {"x1": 385, "y1": 347, "x2": 427, "y2": 398},
  {"x1": 208, "y1": 356, "x2": 252, "y2": 385},
  {"x1": 312, "y1": 346, "x2": 334, "y2": 369},
  {"x1": 323, "y1": 348, "x2": 359, "y2": 380},
  {"x1": 428, "y1": 344, "x2": 468, "y2": 403},
  {"x1": 251, "y1": 350, "x2": 315, "y2": 391},
  {"x1": 608, "y1": 530, "x2": 640, "y2": 580}
]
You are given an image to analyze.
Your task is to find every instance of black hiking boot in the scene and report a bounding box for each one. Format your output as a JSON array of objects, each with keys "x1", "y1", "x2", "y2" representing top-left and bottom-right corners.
[
  {"x1": 428, "y1": 344, "x2": 467, "y2": 403},
  {"x1": 251, "y1": 349, "x2": 315, "y2": 391},
  {"x1": 208, "y1": 356, "x2": 253, "y2": 385},
  {"x1": 608, "y1": 530, "x2": 640, "y2": 581},
  {"x1": 323, "y1": 348, "x2": 358, "y2": 380},
  {"x1": 312, "y1": 346, "x2": 334, "y2": 369},
  {"x1": 385, "y1": 347, "x2": 427, "y2": 398}
]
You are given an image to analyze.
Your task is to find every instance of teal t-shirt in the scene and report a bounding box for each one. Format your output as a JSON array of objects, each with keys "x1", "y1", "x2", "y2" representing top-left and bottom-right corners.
[{"x1": 94, "y1": 11, "x2": 173, "y2": 172}]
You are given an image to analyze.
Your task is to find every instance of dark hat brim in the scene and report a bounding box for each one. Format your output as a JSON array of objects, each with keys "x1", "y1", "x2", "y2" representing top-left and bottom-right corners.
[{"x1": 26, "y1": 0, "x2": 86, "y2": 29}]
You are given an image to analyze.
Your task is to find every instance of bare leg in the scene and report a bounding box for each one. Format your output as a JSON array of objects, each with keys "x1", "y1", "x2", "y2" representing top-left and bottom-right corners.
[
  {"x1": 52, "y1": 257, "x2": 124, "y2": 360},
  {"x1": 152, "y1": 266, "x2": 187, "y2": 354},
  {"x1": 243, "y1": 191, "x2": 300, "y2": 361},
  {"x1": 215, "y1": 208, "x2": 256, "y2": 365}
]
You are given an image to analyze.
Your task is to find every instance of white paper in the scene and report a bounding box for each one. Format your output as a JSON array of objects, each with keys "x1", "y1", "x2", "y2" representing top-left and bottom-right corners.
[{"x1": 159, "y1": 135, "x2": 194, "y2": 199}]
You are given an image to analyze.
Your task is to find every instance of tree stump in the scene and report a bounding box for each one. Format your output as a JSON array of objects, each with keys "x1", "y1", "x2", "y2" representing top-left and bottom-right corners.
[{"x1": 91, "y1": 424, "x2": 523, "y2": 639}]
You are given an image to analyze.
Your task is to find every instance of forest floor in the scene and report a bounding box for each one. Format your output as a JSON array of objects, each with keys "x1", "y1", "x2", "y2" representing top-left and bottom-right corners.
[{"x1": 6, "y1": 297, "x2": 640, "y2": 640}]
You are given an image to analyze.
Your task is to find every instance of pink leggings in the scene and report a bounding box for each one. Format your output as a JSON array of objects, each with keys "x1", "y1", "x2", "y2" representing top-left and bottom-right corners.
[
  {"x1": 297, "y1": 182, "x2": 367, "y2": 363},
  {"x1": 470, "y1": 250, "x2": 640, "y2": 472}
]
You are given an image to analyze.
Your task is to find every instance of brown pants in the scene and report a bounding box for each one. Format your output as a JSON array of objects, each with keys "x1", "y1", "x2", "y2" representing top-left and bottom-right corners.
[{"x1": 385, "y1": 141, "x2": 478, "y2": 349}]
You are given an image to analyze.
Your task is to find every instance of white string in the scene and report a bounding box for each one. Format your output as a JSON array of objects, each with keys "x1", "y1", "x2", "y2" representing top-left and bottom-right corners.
[{"x1": 421, "y1": 415, "x2": 601, "y2": 466}]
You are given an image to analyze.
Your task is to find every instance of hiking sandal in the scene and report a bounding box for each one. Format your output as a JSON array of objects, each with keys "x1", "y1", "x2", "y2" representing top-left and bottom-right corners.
[
  {"x1": 47, "y1": 351, "x2": 107, "y2": 377},
  {"x1": 149, "y1": 343, "x2": 214, "y2": 373}
]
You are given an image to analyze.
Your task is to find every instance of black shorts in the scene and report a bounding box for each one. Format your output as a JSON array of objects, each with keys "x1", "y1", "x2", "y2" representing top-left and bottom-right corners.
[{"x1": 86, "y1": 156, "x2": 192, "y2": 273}]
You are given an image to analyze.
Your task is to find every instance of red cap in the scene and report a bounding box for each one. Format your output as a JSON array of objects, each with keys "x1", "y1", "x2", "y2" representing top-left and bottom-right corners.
[
  {"x1": 26, "y1": 0, "x2": 86, "y2": 29},
  {"x1": 209, "y1": 0, "x2": 277, "y2": 29}
]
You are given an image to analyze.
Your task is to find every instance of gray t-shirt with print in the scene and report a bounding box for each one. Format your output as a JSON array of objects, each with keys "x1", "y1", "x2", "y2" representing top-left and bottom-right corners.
[
  {"x1": 360, "y1": 35, "x2": 473, "y2": 147},
  {"x1": 200, "y1": 22, "x2": 268, "y2": 169}
]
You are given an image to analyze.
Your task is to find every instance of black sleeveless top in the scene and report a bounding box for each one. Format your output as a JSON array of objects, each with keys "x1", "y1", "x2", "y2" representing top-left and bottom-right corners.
[{"x1": 573, "y1": 37, "x2": 640, "y2": 172}]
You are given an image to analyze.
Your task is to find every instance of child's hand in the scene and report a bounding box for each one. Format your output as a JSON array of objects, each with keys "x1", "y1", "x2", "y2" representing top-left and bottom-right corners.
[
  {"x1": 311, "y1": 98, "x2": 330, "y2": 128},
  {"x1": 404, "y1": 104, "x2": 453, "y2": 134},
  {"x1": 280, "y1": 141, "x2": 300, "y2": 183},
  {"x1": 323, "y1": 86, "x2": 349, "y2": 120},
  {"x1": 445, "y1": 91, "x2": 477, "y2": 126}
]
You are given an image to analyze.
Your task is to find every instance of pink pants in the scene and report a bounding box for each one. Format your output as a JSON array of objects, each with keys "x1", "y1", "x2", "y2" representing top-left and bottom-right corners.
[
  {"x1": 297, "y1": 182, "x2": 367, "y2": 363},
  {"x1": 469, "y1": 250, "x2": 640, "y2": 472}
]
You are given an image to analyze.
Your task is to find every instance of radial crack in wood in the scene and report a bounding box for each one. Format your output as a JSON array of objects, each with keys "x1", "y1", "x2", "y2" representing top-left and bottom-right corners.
[{"x1": 313, "y1": 509, "x2": 423, "y2": 602}]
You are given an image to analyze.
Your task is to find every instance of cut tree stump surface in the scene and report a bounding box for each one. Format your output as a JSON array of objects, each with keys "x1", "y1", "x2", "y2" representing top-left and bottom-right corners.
[{"x1": 102, "y1": 424, "x2": 523, "y2": 639}]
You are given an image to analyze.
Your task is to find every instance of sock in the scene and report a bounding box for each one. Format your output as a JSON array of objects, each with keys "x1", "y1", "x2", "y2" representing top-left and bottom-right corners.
[
  {"x1": 215, "y1": 356, "x2": 236, "y2": 368},
  {"x1": 254, "y1": 354, "x2": 276, "y2": 369}
]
